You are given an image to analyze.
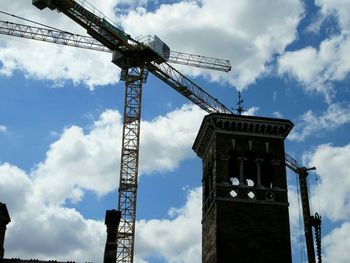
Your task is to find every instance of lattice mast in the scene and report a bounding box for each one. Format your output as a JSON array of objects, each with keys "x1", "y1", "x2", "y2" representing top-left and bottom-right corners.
[
  {"x1": 23, "y1": 1, "x2": 233, "y2": 262},
  {"x1": 285, "y1": 154, "x2": 322, "y2": 263}
]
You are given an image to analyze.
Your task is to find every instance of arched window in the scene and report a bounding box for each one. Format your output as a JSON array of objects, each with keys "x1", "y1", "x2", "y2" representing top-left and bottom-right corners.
[
  {"x1": 228, "y1": 150, "x2": 240, "y2": 184},
  {"x1": 262, "y1": 153, "x2": 273, "y2": 188}
]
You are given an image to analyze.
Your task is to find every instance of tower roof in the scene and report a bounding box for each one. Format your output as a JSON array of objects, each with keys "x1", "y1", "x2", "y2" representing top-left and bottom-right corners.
[{"x1": 192, "y1": 113, "x2": 294, "y2": 158}]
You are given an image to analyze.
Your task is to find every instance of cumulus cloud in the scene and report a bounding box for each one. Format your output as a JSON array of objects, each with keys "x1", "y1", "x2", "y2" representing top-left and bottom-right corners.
[
  {"x1": 304, "y1": 143, "x2": 350, "y2": 222},
  {"x1": 300, "y1": 143, "x2": 350, "y2": 262},
  {"x1": 135, "y1": 187, "x2": 202, "y2": 263},
  {"x1": 0, "y1": 41, "x2": 116, "y2": 88},
  {"x1": 0, "y1": 162, "x2": 106, "y2": 262},
  {"x1": 120, "y1": 0, "x2": 303, "y2": 89},
  {"x1": 2, "y1": 103, "x2": 349, "y2": 262},
  {"x1": 288, "y1": 103, "x2": 350, "y2": 141},
  {"x1": 287, "y1": 143, "x2": 350, "y2": 262},
  {"x1": 32, "y1": 109, "x2": 123, "y2": 205},
  {"x1": 0, "y1": 104, "x2": 205, "y2": 261},
  {"x1": 1, "y1": 0, "x2": 303, "y2": 90},
  {"x1": 315, "y1": 0, "x2": 350, "y2": 32},
  {"x1": 140, "y1": 104, "x2": 205, "y2": 174},
  {"x1": 323, "y1": 222, "x2": 350, "y2": 263},
  {"x1": 28, "y1": 104, "x2": 203, "y2": 206},
  {"x1": 0, "y1": 0, "x2": 118, "y2": 89},
  {"x1": 1, "y1": 165, "x2": 202, "y2": 263},
  {"x1": 242, "y1": 106, "x2": 259, "y2": 116},
  {"x1": 278, "y1": 35, "x2": 350, "y2": 102},
  {"x1": 278, "y1": 1, "x2": 350, "y2": 102},
  {"x1": 273, "y1": 111, "x2": 284, "y2": 118}
]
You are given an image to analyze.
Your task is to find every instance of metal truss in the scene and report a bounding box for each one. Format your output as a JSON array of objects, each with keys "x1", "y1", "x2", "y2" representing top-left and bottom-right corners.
[
  {"x1": 0, "y1": 20, "x2": 231, "y2": 72},
  {"x1": 116, "y1": 67, "x2": 146, "y2": 263},
  {"x1": 148, "y1": 61, "x2": 233, "y2": 114},
  {"x1": 0, "y1": 20, "x2": 109, "y2": 52},
  {"x1": 169, "y1": 50, "x2": 231, "y2": 72}
]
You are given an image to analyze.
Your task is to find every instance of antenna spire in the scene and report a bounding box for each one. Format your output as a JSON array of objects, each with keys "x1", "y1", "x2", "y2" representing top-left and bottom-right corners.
[{"x1": 236, "y1": 91, "x2": 245, "y2": 115}]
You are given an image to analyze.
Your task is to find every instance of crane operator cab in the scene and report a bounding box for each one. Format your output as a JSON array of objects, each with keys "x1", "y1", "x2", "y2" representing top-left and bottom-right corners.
[
  {"x1": 146, "y1": 35, "x2": 170, "y2": 62},
  {"x1": 112, "y1": 35, "x2": 170, "y2": 69}
]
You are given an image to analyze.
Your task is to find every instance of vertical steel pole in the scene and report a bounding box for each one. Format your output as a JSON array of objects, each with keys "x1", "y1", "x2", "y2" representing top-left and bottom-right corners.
[{"x1": 116, "y1": 67, "x2": 146, "y2": 263}]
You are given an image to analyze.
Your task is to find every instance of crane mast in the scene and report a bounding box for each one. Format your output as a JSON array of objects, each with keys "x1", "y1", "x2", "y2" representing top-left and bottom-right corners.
[{"x1": 285, "y1": 154, "x2": 322, "y2": 263}]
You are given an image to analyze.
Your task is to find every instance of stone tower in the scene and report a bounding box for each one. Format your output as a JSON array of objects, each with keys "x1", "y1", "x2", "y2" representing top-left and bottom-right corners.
[{"x1": 192, "y1": 113, "x2": 294, "y2": 263}]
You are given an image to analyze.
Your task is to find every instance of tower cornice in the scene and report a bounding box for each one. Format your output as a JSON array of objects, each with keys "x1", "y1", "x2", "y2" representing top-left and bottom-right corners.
[{"x1": 193, "y1": 113, "x2": 294, "y2": 159}]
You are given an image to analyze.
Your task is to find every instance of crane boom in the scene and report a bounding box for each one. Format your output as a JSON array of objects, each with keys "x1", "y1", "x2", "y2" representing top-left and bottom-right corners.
[
  {"x1": 147, "y1": 61, "x2": 233, "y2": 114},
  {"x1": 0, "y1": 18, "x2": 233, "y2": 114},
  {"x1": 285, "y1": 153, "x2": 322, "y2": 263},
  {"x1": 0, "y1": 19, "x2": 110, "y2": 52},
  {"x1": 169, "y1": 50, "x2": 231, "y2": 72},
  {"x1": 0, "y1": 19, "x2": 231, "y2": 72}
]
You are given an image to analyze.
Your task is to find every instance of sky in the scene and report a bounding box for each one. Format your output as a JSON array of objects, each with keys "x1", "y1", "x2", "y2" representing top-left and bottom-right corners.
[{"x1": 0, "y1": 0, "x2": 349, "y2": 262}]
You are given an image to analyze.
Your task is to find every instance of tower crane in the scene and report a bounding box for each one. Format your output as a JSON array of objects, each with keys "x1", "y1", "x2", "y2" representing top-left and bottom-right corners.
[
  {"x1": 0, "y1": 10, "x2": 325, "y2": 263},
  {"x1": 0, "y1": 1, "x2": 233, "y2": 262},
  {"x1": 285, "y1": 153, "x2": 322, "y2": 263}
]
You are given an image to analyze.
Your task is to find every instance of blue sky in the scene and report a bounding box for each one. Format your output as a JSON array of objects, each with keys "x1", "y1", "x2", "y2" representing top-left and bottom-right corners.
[{"x1": 0, "y1": 0, "x2": 350, "y2": 262}]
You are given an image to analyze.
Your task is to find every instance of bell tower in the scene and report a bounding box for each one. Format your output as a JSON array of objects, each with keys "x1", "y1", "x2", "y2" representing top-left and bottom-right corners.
[{"x1": 193, "y1": 113, "x2": 294, "y2": 263}]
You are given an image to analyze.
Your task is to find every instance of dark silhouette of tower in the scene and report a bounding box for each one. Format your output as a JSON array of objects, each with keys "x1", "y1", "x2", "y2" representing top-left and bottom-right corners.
[
  {"x1": 0, "y1": 202, "x2": 11, "y2": 259},
  {"x1": 193, "y1": 113, "x2": 294, "y2": 263}
]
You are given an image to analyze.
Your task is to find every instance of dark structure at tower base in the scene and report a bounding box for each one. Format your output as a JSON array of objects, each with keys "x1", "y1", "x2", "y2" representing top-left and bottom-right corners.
[{"x1": 193, "y1": 114, "x2": 294, "y2": 263}]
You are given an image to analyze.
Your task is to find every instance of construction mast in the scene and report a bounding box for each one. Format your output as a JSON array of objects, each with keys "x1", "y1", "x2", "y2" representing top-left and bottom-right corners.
[
  {"x1": 0, "y1": 1, "x2": 233, "y2": 262},
  {"x1": 285, "y1": 153, "x2": 322, "y2": 263}
]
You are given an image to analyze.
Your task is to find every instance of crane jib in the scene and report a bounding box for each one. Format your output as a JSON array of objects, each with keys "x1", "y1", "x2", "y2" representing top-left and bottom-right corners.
[{"x1": 101, "y1": 19, "x2": 129, "y2": 43}]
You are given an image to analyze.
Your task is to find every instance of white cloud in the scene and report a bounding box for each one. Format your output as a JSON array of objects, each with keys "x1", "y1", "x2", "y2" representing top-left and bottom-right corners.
[
  {"x1": 0, "y1": 125, "x2": 7, "y2": 133},
  {"x1": 288, "y1": 103, "x2": 350, "y2": 141},
  {"x1": 273, "y1": 111, "x2": 284, "y2": 118},
  {"x1": 0, "y1": 0, "x2": 303, "y2": 90},
  {"x1": 315, "y1": 0, "x2": 350, "y2": 32},
  {"x1": 0, "y1": 162, "x2": 105, "y2": 262},
  {"x1": 29, "y1": 104, "x2": 204, "y2": 206},
  {"x1": 323, "y1": 222, "x2": 350, "y2": 263},
  {"x1": 2, "y1": 104, "x2": 349, "y2": 262},
  {"x1": 0, "y1": 39, "x2": 117, "y2": 89},
  {"x1": 135, "y1": 187, "x2": 202, "y2": 263},
  {"x1": 1, "y1": 163, "x2": 202, "y2": 263},
  {"x1": 288, "y1": 143, "x2": 350, "y2": 262},
  {"x1": 121, "y1": 0, "x2": 304, "y2": 89},
  {"x1": 278, "y1": 1, "x2": 350, "y2": 102},
  {"x1": 0, "y1": 0, "x2": 119, "y2": 89},
  {"x1": 278, "y1": 35, "x2": 350, "y2": 102},
  {"x1": 0, "y1": 104, "x2": 205, "y2": 261},
  {"x1": 32, "y1": 110, "x2": 122, "y2": 205},
  {"x1": 140, "y1": 104, "x2": 205, "y2": 174},
  {"x1": 242, "y1": 106, "x2": 259, "y2": 116},
  {"x1": 304, "y1": 143, "x2": 350, "y2": 222}
]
